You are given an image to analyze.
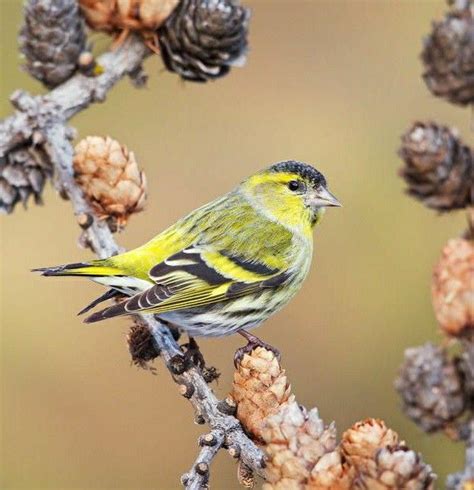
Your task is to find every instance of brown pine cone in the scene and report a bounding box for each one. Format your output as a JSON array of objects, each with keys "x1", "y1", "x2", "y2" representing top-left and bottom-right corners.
[
  {"x1": 341, "y1": 419, "x2": 399, "y2": 476},
  {"x1": 19, "y1": 0, "x2": 87, "y2": 88},
  {"x1": 79, "y1": 0, "x2": 179, "y2": 34},
  {"x1": 260, "y1": 401, "x2": 343, "y2": 489},
  {"x1": 398, "y1": 122, "x2": 474, "y2": 211},
  {"x1": 158, "y1": 0, "x2": 250, "y2": 82},
  {"x1": 231, "y1": 347, "x2": 293, "y2": 441},
  {"x1": 342, "y1": 420, "x2": 435, "y2": 489},
  {"x1": 432, "y1": 238, "x2": 474, "y2": 337},
  {"x1": 421, "y1": 0, "x2": 474, "y2": 106},
  {"x1": 73, "y1": 136, "x2": 147, "y2": 230},
  {"x1": 356, "y1": 446, "x2": 436, "y2": 490},
  {"x1": 394, "y1": 342, "x2": 465, "y2": 432},
  {"x1": 0, "y1": 142, "x2": 51, "y2": 214},
  {"x1": 127, "y1": 322, "x2": 160, "y2": 369}
]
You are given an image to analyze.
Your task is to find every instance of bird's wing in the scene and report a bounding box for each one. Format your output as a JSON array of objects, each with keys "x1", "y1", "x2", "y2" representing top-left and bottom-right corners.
[{"x1": 84, "y1": 245, "x2": 289, "y2": 323}]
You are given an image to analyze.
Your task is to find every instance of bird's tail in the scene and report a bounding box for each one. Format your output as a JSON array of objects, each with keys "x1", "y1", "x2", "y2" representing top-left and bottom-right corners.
[
  {"x1": 33, "y1": 260, "x2": 130, "y2": 322},
  {"x1": 32, "y1": 260, "x2": 120, "y2": 277}
]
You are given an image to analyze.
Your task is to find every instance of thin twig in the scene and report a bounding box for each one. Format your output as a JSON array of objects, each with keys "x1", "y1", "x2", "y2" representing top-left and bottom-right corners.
[
  {"x1": 181, "y1": 429, "x2": 225, "y2": 489},
  {"x1": 0, "y1": 31, "x2": 265, "y2": 487}
]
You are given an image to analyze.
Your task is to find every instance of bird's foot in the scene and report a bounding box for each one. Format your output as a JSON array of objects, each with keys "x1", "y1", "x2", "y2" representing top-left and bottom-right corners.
[
  {"x1": 181, "y1": 337, "x2": 221, "y2": 383},
  {"x1": 182, "y1": 337, "x2": 206, "y2": 369},
  {"x1": 155, "y1": 316, "x2": 182, "y2": 342},
  {"x1": 234, "y1": 330, "x2": 281, "y2": 368}
]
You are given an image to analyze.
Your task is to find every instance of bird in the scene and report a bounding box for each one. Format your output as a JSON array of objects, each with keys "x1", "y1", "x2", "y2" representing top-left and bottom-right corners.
[{"x1": 34, "y1": 160, "x2": 340, "y2": 355}]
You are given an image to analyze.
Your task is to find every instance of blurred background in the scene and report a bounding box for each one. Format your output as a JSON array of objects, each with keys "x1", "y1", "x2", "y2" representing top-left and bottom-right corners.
[{"x1": 1, "y1": 0, "x2": 471, "y2": 488}]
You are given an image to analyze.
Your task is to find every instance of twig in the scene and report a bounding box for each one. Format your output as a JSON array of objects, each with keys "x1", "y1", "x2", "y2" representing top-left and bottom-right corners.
[
  {"x1": 0, "y1": 34, "x2": 149, "y2": 158},
  {"x1": 0, "y1": 30, "x2": 265, "y2": 488},
  {"x1": 447, "y1": 419, "x2": 474, "y2": 489},
  {"x1": 181, "y1": 430, "x2": 225, "y2": 489},
  {"x1": 147, "y1": 320, "x2": 266, "y2": 475}
]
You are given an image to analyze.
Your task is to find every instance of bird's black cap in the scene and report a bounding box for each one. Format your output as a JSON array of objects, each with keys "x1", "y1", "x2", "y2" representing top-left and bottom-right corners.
[{"x1": 269, "y1": 160, "x2": 327, "y2": 188}]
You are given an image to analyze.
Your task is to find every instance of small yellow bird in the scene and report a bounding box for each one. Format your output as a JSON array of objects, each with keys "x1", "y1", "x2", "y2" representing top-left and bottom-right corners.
[{"x1": 35, "y1": 161, "x2": 340, "y2": 349}]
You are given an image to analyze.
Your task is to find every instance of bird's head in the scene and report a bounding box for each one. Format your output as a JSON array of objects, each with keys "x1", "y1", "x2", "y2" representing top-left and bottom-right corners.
[{"x1": 241, "y1": 160, "x2": 341, "y2": 235}]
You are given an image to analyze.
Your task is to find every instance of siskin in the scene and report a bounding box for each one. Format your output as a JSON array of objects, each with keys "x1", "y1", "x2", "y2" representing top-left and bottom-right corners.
[{"x1": 35, "y1": 161, "x2": 340, "y2": 351}]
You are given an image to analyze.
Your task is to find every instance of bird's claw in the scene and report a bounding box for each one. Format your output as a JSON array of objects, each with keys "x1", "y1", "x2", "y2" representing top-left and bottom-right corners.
[{"x1": 234, "y1": 331, "x2": 281, "y2": 368}]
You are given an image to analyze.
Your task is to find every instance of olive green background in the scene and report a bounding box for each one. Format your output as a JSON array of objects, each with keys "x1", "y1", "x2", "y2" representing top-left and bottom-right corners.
[{"x1": 1, "y1": 0, "x2": 471, "y2": 488}]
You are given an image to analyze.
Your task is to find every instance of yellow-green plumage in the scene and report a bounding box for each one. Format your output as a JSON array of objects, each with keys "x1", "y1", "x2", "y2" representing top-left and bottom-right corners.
[{"x1": 35, "y1": 161, "x2": 340, "y2": 337}]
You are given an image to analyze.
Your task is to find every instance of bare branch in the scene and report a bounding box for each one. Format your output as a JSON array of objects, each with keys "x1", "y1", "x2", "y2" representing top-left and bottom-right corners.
[
  {"x1": 0, "y1": 34, "x2": 149, "y2": 158},
  {"x1": 44, "y1": 124, "x2": 122, "y2": 258},
  {"x1": 147, "y1": 320, "x2": 266, "y2": 477},
  {"x1": 181, "y1": 429, "x2": 225, "y2": 489}
]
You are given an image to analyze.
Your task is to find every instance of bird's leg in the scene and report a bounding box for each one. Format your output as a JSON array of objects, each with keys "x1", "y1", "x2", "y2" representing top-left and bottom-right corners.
[
  {"x1": 155, "y1": 316, "x2": 181, "y2": 342},
  {"x1": 234, "y1": 330, "x2": 281, "y2": 368},
  {"x1": 143, "y1": 32, "x2": 161, "y2": 54},
  {"x1": 157, "y1": 318, "x2": 204, "y2": 368},
  {"x1": 111, "y1": 28, "x2": 130, "y2": 50}
]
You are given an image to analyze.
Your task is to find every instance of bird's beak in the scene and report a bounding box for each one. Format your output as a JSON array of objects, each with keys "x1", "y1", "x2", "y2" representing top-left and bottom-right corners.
[{"x1": 308, "y1": 187, "x2": 342, "y2": 209}]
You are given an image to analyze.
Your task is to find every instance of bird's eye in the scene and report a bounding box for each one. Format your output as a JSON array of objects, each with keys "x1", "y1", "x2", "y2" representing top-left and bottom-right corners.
[{"x1": 288, "y1": 180, "x2": 302, "y2": 192}]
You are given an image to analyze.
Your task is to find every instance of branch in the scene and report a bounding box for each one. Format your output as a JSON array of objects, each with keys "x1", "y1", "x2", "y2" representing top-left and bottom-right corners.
[
  {"x1": 146, "y1": 319, "x2": 266, "y2": 478},
  {"x1": 0, "y1": 34, "x2": 149, "y2": 158},
  {"x1": 181, "y1": 430, "x2": 225, "y2": 489},
  {"x1": 0, "y1": 32, "x2": 265, "y2": 488}
]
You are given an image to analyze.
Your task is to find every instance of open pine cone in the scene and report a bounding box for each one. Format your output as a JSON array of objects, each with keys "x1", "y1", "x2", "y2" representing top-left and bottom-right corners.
[
  {"x1": 231, "y1": 347, "x2": 293, "y2": 440},
  {"x1": 341, "y1": 419, "x2": 435, "y2": 489},
  {"x1": 0, "y1": 141, "x2": 51, "y2": 214},
  {"x1": 394, "y1": 342, "x2": 465, "y2": 433},
  {"x1": 232, "y1": 348, "x2": 435, "y2": 489},
  {"x1": 79, "y1": 0, "x2": 179, "y2": 33},
  {"x1": 73, "y1": 136, "x2": 147, "y2": 230},
  {"x1": 398, "y1": 122, "x2": 474, "y2": 211},
  {"x1": 19, "y1": 0, "x2": 87, "y2": 88},
  {"x1": 158, "y1": 0, "x2": 250, "y2": 82},
  {"x1": 356, "y1": 446, "x2": 436, "y2": 490},
  {"x1": 421, "y1": 0, "x2": 474, "y2": 106},
  {"x1": 341, "y1": 419, "x2": 399, "y2": 476},
  {"x1": 261, "y1": 401, "x2": 348, "y2": 489},
  {"x1": 432, "y1": 238, "x2": 474, "y2": 337}
]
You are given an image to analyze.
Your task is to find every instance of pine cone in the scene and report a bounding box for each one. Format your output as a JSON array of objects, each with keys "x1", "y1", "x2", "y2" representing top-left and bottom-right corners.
[
  {"x1": 19, "y1": 0, "x2": 87, "y2": 88},
  {"x1": 73, "y1": 136, "x2": 147, "y2": 229},
  {"x1": 158, "y1": 0, "x2": 250, "y2": 82},
  {"x1": 0, "y1": 142, "x2": 51, "y2": 214},
  {"x1": 127, "y1": 322, "x2": 160, "y2": 369},
  {"x1": 231, "y1": 347, "x2": 293, "y2": 441},
  {"x1": 394, "y1": 343, "x2": 465, "y2": 432},
  {"x1": 356, "y1": 446, "x2": 436, "y2": 490},
  {"x1": 421, "y1": 1, "x2": 474, "y2": 106},
  {"x1": 79, "y1": 0, "x2": 179, "y2": 33},
  {"x1": 307, "y1": 451, "x2": 354, "y2": 489},
  {"x1": 341, "y1": 420, "x2": 435, "y2": 489},
  {"x1": 260, "y1": 401, "x2": 344, "y2": 489},
  {"x1": 398, "y1": 122, "x2": 474, "y2": 211},
  {"x1": 341, "y1": 419, "x2": 399, "y2": 476},
  {"x1": 432, "y1": 238, "x2": 474, "y2": 337}
]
